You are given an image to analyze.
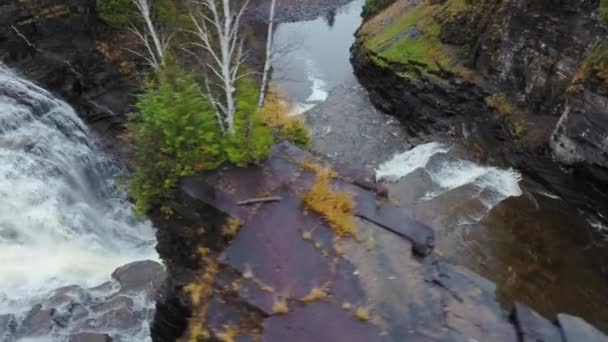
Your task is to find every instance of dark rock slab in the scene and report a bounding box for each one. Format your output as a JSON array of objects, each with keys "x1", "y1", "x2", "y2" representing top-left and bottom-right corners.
[
  {"x1": 262, "y1": 302, "x2": 382, "y2": 342},
  {"x1": 17, "y1": 304, "x2": 54, "y2": 337},
  {"x1": 352, "y1": 184, "x2": 434, "y2": 255},
  {"x1": 48, "y1": 285, "x2": 89, "y2": 308},
  {"x1": 558, "y1": 314, "x2": 608, "y2": 342},
  {"x1": 111, "y1": 260, "x2": 166, "y2": 297},
  {"x1": 514, "y1": 303, "x2": 563, "y2": 342},
  {"x1": 221, "y1": 191, "x2": 334, "y2": 311},
  {"x1": 435, "y1": 262, "x2": 518, "y2": 342},
  {"x1": 69, "y1": 332, "x2": 112, "y2": 342},
  {"x1": 0, "y1": 314, "x2": 17, "y2": 339}
]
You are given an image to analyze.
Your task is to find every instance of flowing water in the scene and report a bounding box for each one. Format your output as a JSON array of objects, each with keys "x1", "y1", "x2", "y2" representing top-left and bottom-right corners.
[
  {"x1": 272, "y1": 0, "x2": 608, "y2": 331},
  {"x1": 0, "y1": 67, "x2": 158, "y2": 341}
]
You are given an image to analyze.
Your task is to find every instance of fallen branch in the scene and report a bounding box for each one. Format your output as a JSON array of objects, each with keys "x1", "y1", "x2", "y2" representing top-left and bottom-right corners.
[{"x1": 237, "y1": 196, "x2": 281, "y2": 206}]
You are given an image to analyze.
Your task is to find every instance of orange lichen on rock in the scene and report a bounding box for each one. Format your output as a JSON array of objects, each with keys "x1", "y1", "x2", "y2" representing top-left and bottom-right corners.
[
  {"x1": 300, "y1": 286, "x2": 329, "y2": 303},
  {"x1": 355, "y1": 306, "x2": 372, "y2": 321},
  {"x1": 302, "y1": 167, "x2": 357, "y2": 238},
  {"x1": 222, "y1": 217, "x2": 241, "y2": 237},
  {"x1": 184, "y1": 248, "x2": 219, "y2": 341},
  {"x1": 272, "y1": 297, "x2": 289, "y2": 315}
]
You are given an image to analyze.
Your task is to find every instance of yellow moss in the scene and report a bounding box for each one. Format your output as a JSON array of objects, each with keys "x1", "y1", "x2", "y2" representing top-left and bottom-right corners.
[
  {"x1": 334, "y1": 243, "x2": 345, "y2": 256},
  {"x1": 365, "y1": 236, "x2": 376, "y2": 251},
  {"x1": 254, "y1": 278, "x2": 276, "y2": 293},
  {"x1": 216, "y1": 326, "x2": 239, "y2": 342},
  {"x1": 300, "y1": 286, "x2": 329, "y2": 303},
  {"x1": 302, "y1": 167, "x2": 357, "y2": 238},
  {"x1": 272, "y1": 298, "x2": 289, "y2": 315},
  {"x1": 184, "y1": 251, "x2": 219, "y2": 342},
  {"x1": 188, "y1": 324, "x2": 210, "y2": 341},
  {"x1": 222, "y1": 217, "x2": 241, "y2": 237},
  {"x1": 302, "y1": 230, "x2": 313, "y2": 241},
  {"x1": 300, "y1": 161, "x2": 337, "y2": 177},
  {"x1": 261, "y1": 87, "x2": 312, "y2": 149},
  {"x1": 342, "y1": 302, "x2": 353, "y2": 311},
  {"x1": 485, "y1": 93, "x2": 513, "y2": 116},
  {"x1": 355, "y1": 306, "x2": 372, "y2": 321}
]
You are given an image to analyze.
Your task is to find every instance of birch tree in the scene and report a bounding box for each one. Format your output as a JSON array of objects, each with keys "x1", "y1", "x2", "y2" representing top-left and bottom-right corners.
[
  {"x1": 129, "y1": 0, "x2": 171, "y2": 69},
  {"x1": 191, "y1": 0, "x2": 250, "y2": 135},
  {"x1": 257, "y1": 0, "x2": 277, "y2": 108}
]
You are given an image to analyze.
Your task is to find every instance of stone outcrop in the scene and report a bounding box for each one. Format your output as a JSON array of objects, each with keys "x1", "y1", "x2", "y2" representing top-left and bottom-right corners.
[
  {"x1": 352, "y1": 0, "x2": 608, "y2": 181},
  {"x1": 151, "y1": 142, "x2": 608, "y2": 342},
  {"x1": 351, "y1": 0, "x2": 608, "y2": 225}
]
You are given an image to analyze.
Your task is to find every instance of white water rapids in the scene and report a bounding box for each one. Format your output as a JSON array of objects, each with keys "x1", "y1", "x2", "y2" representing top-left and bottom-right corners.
[
  {"x1": 376, "y1": 142, "x2": 523, "y2": 217},
  {"x1": 0, "y1": 67, "x2": 158, "y2": 340}
]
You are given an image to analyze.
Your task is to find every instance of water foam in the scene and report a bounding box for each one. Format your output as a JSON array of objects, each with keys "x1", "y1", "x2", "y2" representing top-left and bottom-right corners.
[
  {"x1": 0, "y1": 67, "x2": 157, "y2": 339},
  {"x1": 376, "y1": 142, "x2": 523, "y2": 209}
]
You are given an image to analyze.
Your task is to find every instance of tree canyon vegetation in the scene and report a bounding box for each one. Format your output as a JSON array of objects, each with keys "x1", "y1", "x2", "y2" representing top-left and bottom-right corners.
[{"x1": 94, "y1": 0, "x2": 311, "y2": 213}]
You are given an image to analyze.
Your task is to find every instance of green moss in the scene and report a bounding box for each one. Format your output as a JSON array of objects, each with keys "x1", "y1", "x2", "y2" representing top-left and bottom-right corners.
[{"x1": 365, "y1": 0, "x2": 470, "y2": 73}]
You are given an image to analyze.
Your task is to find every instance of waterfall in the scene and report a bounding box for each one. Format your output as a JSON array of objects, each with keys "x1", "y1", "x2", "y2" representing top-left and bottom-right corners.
[{"x1": 0, "y1": 67, "x2": 158, "y2": 341}]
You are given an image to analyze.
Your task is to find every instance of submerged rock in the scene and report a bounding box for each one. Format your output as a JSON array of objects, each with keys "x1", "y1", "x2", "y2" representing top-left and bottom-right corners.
[{"x1": 1, "y1": 260, "x2": 164, "y2": 341}]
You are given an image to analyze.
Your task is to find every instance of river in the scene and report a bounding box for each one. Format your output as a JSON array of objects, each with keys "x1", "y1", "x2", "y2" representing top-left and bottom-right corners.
[{"x1": 271, "y1": 0, "x2": 608, "y2": 331}]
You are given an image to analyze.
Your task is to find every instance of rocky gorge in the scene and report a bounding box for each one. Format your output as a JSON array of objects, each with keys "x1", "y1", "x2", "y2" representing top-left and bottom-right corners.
[
  {"x1": 3, "y1": 0, "x2": 608, "y2": 341},
  {"x1": 352, "y1": 0, "x2": 608, "y2": 219}
]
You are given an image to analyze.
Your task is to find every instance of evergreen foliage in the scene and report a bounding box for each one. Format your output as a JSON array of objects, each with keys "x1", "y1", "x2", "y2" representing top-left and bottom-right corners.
[
  {"x1": 129, "y1": 65, "x2": 275, "y2": 214},
  {"x1": 224, "y1": 77, "x2": 275, "y2": 166},
  {"x1": 128, "y1": 64, "x2": 224, "y2": 214},
  {"x1": 362, "y1": 0, "x2": 395, "y2": 18},
  {"x1": 96, "y1": 0, "x2": 185, "y2": 28}
]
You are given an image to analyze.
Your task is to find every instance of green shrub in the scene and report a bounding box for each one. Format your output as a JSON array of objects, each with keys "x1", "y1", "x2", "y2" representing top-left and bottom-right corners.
[
  {"x1": 97, "y1": 0, "x2": 136, "y2": 27},
  {"x1": 362, "y1": 0, "x2": 396, "y2": 18},
  {"x1": 260, "y1": 88, "x2": 312, "y2": 150},
  {"x1": 96, "y1": 0, "x2": 184, "y2": 28},
  {"x1": 224, "y1": 77, "x2": 274, "y2": 166},
  {"x1": 129, "y1": 64, "x2": 224, "y2": 214}
]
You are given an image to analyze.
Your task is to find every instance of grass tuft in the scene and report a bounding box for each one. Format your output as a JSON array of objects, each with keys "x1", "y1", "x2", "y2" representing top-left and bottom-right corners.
[
  {"x1": 302, "y1": 167, "x2": 357, "y2": 238},
  {"x1": 300, "y1": 286, "x2": 329, "y2": 303}
]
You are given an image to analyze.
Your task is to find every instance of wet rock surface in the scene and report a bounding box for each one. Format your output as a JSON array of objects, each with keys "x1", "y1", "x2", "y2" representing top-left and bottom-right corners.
[
  {"x1": 152, "y1": 142, "x2": 608, "y2": 341},
  {"x1": 304, "y1": 80, "x2": 410, "y2": 170},
  {"x1": 1, "y1": 260, "x2": 164, "y2": 342}
]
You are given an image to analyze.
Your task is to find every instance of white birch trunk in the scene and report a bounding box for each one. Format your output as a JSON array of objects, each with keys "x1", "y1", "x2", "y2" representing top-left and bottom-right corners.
[
  {"x1": 130, "y1": 0, "x2": 169, "y2": 69},
  {"x1": 191, "y1": 0, "x2": 249, "y2": 135},
  {"x1": 257, "y1": 0, "x2": 277, "y2": 108}
]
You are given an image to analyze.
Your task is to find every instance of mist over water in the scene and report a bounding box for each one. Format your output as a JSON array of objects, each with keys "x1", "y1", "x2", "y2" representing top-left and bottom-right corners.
[{"x1": 0, "y1": 67, "x2": 157, "y2": 339}]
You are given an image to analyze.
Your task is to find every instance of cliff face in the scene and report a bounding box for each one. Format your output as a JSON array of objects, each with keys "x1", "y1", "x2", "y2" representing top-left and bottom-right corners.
[
  {"x1": 353, "y1": 0, "x2": 608, "y2": 181},
  {"x1": 0, "y1": 0, "x2": 138, "y2": 148}
]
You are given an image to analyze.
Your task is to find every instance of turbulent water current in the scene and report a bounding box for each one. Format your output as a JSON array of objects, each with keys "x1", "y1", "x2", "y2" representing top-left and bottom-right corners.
[{"x1": 0, "y1": 67, "x2": 158, "y2": 341}]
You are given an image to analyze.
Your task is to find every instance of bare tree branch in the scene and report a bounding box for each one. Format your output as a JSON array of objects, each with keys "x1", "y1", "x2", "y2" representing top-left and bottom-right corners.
[{"x1": 129, "y1": 0, "x2": 171, "y2": 69}]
